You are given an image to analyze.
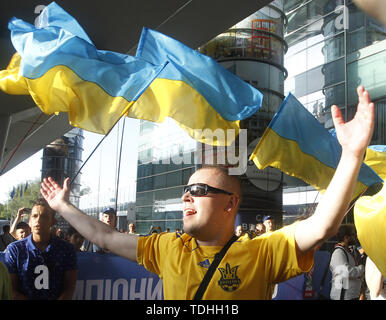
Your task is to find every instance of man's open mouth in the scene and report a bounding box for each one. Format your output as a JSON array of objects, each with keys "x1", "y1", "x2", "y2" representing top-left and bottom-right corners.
[{"x1": 183, "y1": 208, "x2": 197, "y2": 217}]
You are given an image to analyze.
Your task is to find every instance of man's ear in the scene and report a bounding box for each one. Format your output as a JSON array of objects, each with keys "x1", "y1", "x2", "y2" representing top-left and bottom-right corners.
[{"x1": 224, "y1": 195, "x2": 240, "y2": 213}]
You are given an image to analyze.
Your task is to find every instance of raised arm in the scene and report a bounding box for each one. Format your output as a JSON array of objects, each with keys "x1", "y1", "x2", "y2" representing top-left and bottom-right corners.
[
  {"x1": 295, "y1": 86, "x2": 375, "y2": 255},
  {"x1": 40, "y1": 177, "x2": 138, "y2": 261},
  {"x1": 9, "y1": 208, "x2": 27, "y2": 239}
]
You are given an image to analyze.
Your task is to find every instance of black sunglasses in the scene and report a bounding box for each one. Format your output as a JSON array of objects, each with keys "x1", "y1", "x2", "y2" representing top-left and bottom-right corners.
[{"x1": 183, "y1": 183, "x2": 233, "y2": 197}]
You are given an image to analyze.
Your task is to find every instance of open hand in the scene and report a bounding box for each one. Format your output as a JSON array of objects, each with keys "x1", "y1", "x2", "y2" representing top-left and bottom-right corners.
[
  {"x1": 40, "y1": 177, "x2": 70, "y2": 212},
  {"x1": 332, "y1": 86, "x2": 375, "y2": 158},
  {"x1": 17, "y1": 208, "x2": 29, "y2": 217}
]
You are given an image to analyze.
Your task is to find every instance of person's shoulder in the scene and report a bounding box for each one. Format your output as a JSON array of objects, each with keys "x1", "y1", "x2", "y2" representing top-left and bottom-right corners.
[
  {"x1": 236, "y1": 225, "x2": 298, "y2": 248},
  {"x1": 142, "y1": 231, "x2": 193, "y2": 248},
  {"x1": 264, "y1": 223, "x2": 299, "y2": 240},
  {"x1": 168, "y1": 230, "x2": 190, "y2": 241},
  {"x1": 235, "y1": 232, "x2": 270, "y2": 245},
  {"x1": 140, "y1": 230, "x2": 186, "y2": 239},
  {"x1": 51, "y1": 237, "x2": 76, "y2": 251},
  {"x1": 4, "y1": 237, "x2": 28, "y2": 257},
  {"x1": 331, "y1": 245, "x2": 347, "y2": 257},
  {"x1": 6, "y1": 237, "x2": 28, "y2": 249}
]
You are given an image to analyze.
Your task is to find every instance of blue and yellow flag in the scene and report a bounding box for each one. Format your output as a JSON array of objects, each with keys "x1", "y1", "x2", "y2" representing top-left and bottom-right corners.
[
  {"x1": 1, "y1": 2, "x2": 263, "y2": 145},
  {"x1": 364, "y1": 145, "x2": 386, "y2": 179},
  {"x1": 250, "y1": 93, "x2": 383, "y2": 199},
  {"x1": 0, "y1": 2, "x2": 165, "y2": 135},
  {"x1": 10, "y1": 187, "x2": 15, "y2": 199},
  {"x1": 132, "y1": 28, "x2": 263, "y2": 145},
  {"x1": 354, "y1": 145, "x2": 386, "y2": 277}
]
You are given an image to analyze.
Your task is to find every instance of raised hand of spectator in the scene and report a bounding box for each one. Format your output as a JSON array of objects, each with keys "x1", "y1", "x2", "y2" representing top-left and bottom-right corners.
[
  {"x1": 332, "y1": 86, "x2": 375, "y2": 159},
  {"x1": 40, "y1": 177, "x2": 70, "y2": 212}
]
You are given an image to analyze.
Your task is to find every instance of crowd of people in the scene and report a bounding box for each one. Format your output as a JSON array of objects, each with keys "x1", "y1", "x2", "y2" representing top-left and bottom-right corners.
[{"x1": 235, "y1": 215, "x2": 275, "y2": 239}]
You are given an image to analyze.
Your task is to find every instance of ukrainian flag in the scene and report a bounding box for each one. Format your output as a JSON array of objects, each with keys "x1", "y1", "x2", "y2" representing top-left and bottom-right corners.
[
  {"x1": 0, "y1": 2, "x2": 165, "y2": 135},
  {"x1": 132, "y1": 28, "x2": 263, "y2": 146},
  {"x1": 250, "y1": 93, "x2": 383, "y2": 199},
  {"x1": 355, "y1": 145, "x2": 386, "y2": 277},
  {"x1": 1, "y1": 3, "x2": 263, "y2": 145}
]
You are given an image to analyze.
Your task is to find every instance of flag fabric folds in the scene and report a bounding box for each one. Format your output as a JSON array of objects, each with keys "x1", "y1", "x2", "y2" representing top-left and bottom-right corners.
[
  {"x1": 10, "y1": 187, "x2": 15, "y2": 199},
  {"x1": 0, "y1": 2, "x2": 165, "y2": 135},
  {"x1": 0, "y1": 2, "x2": 263, "y2": 145},
  {"x1": 250, "y1": 93, "x2": 383, "y2": 199},
  {"x1": 354, "y1": 145, "x2": 386, "y2": 277},
  {"x1": 132, "y1": 27, "x2": 263, "y2": 145},
  {"x1": 364, "y1": 145, "x2": 386, "y2": 179}
]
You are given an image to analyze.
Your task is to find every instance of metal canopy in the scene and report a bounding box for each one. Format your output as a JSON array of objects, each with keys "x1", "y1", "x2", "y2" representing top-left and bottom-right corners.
[{"x1": 0, "y1": 0, "x2": 272, "y2": 174}]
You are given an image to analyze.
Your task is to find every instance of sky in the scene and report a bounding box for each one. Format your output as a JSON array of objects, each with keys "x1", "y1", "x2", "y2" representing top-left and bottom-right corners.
[{"x1": 0, "y1": 117, "x2": 140, "y2": 204}]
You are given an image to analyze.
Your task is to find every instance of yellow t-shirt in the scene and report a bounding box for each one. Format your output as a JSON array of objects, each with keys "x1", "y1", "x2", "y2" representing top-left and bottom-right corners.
[{"x1": 137, "y1": 222, "x2": 314, "y2": 300}]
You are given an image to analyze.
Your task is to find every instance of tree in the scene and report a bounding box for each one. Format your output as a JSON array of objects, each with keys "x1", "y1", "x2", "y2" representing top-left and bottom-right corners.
[
  {"x1": 79, "y1": 186, "x2": 91, "y2": 196},
  {"x1": 0, "y1": 203, "x2": 5, "y2": 220},
  {"x1": 0, "y1": 179, "x2": 41, "y2": 221}
]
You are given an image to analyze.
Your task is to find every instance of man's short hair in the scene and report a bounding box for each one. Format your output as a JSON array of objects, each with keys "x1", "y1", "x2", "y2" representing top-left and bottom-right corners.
[
  {"x1": 32, "y1": 198, "x2": 55, "y2": 216},
  {"x1": 336, "y1": 224, "x2": 356, "y2": 242},
  {"x1": 16, "y1": 221, "x2": 30, "y2": 230},
  {"x1": 196, "y1": 165, "x2": 242, "y2": 197}
]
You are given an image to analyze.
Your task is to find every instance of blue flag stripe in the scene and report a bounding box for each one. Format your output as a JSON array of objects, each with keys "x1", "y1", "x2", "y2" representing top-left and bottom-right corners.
[
  {"x1": 269, "y1": 93, "x2": 382, "y2": 187},
  {"x1": 136, "y1": 27, "x2": 263, "y2": 121}
]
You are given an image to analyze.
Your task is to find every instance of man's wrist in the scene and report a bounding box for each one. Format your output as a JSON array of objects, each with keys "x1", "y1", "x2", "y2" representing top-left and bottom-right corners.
[
  {"x1": 54, "y1": 199, "x2": 73, "y2": 214},
  {"x1": 340, "y1": 148, "x2": 366, "y2": 163}
]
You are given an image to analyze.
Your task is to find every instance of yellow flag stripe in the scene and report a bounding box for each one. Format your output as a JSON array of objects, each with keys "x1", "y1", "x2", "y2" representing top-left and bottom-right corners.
[
  {"x1": 364, "y1": 148, "x2": 386, "y2": 179},
  {"x1": 0, "y1": 53, "x2": 29, "y2": 95},
  {"x1": 250, "y1": 127, "x2": 367, "y2": 198},
  {"x1": 1, "y1": 59, "x2": 135, "y2": 134},
  {"x1": 127, "y1": 78, "x2": 240, "y2": 146}
]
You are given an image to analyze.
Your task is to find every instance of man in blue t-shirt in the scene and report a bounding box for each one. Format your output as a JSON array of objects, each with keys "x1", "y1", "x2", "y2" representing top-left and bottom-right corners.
[{"x1": 4, "y1": 198, "x2": 78, "y2": 300}]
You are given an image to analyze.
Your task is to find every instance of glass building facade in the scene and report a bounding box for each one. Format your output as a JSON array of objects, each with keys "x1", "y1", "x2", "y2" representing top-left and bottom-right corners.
[
  {"x1": 136, "y1": 119, "x2": 197, "y2": 235},
  {"x1": 285, "y1": 0, "x2": 386, "y2": 127},
  {"x1": 41, "y1": 128, "x2": 84, "y2": 206},
  {"x1": 41, "y1": 128, "x2": 84, "y2": 230},
  {"x1": 282, "y1": 0, "x2": 386, "y2": 223}
]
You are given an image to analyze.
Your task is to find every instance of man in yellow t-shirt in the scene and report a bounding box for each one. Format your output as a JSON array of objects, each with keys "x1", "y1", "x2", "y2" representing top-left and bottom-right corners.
[
  {"x1": 137, "y1": 220, "x2": 313, "y2": 299},
  {"x1": 40, "y1": 86, "x2": 375, "y2": 300}
]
